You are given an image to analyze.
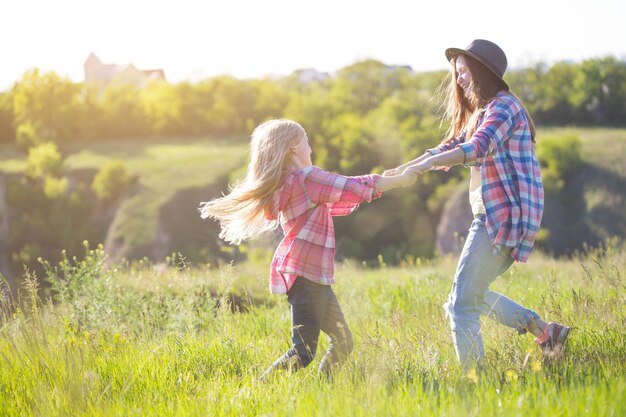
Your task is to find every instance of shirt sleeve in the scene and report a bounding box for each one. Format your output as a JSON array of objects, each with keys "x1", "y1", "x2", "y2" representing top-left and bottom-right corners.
[
  {"x1": 458, "y1": 100, "x2": 515, "y2": 165},
  {"x1": 426, "y1": 136, "x2": 463, "y2": 156},
  {"x1": 425, "y1": 135, "x2": 464, "y2": 171},
  {"x1": 303, "y1": 167, "x2": 381, "y2": 209}
]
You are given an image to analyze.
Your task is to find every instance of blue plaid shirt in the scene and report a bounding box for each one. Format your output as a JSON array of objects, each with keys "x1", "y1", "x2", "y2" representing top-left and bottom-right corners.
[{"x1": 428, "y1": 91, "x2": 544, "y2": 262}]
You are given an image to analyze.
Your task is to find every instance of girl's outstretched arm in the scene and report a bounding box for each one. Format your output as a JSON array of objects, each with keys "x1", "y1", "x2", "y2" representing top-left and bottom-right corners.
[
  {"x1": 383, "y1": 153, "x2": 431, "y2": 176},
  {"x1": 405, "y1": 147, "x2": 465, "y2": 174},
  {"x1": 375, "y1": 171, "x2": 418, "y2": 193},
  {"x1": 385, "y1": 134, "x2": 466, "y2": 176}
]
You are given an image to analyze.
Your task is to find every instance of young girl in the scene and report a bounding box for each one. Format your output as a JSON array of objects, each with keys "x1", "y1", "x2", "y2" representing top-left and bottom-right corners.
[{"x1": 199, "y1": 119, "x2": 417, "y2": 379}]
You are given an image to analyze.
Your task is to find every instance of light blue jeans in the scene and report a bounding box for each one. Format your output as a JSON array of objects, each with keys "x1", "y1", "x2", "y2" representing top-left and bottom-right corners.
[{"x1": 444, "y1": 215, "x2": 540, "y2": 370}]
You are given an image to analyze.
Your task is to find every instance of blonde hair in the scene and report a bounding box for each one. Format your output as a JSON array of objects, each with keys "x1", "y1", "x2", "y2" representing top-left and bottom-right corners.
[
  {"x1": 199, "y1": 119, "x2": 306, "y2": 244},
  {"x1": 439, "y1": 55, "x2": 536, "y2": 144}
]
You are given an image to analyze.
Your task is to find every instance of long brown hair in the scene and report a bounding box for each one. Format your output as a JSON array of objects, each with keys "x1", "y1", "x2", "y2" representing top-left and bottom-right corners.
[{"x1": 439, "y1": 55, "x2": 536, "y2": 144}]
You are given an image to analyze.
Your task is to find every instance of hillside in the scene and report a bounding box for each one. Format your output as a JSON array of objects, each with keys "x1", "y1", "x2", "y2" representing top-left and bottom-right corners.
[{"x1": 0, "y1": 138, "x2": 248, "y2": 284}]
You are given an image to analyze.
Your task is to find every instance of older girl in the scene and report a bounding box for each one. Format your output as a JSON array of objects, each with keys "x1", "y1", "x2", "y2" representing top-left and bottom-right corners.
[{"x1": 391, "y1": 40, "x2": 570, "y2": 370}]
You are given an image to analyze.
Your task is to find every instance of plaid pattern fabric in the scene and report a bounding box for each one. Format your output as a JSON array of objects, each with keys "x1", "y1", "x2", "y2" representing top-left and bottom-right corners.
[
  {"x1": 267, "y1": 166, "x2": 381, "y2": 294},
  {"x1": 428, "y1": 91, "x2": 544, "y2": 262}
]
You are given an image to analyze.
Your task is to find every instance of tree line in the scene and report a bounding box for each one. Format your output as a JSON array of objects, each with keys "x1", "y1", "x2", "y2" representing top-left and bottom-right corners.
[
  {"x1": 0, "y1": 56, "x2": 625, "y2": 148},
  {"x1": 0, "y1": 57, "x2": 624, "y2": 278}
]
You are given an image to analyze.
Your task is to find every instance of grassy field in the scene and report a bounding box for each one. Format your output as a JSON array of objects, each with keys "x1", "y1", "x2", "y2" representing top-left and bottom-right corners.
[{"x1": 0, "y1": 241, "x2": 624, "y2": 416}]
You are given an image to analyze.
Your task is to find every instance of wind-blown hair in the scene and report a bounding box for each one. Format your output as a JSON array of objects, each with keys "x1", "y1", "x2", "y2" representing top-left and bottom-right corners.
[
  {"x1": 439, "y1": 55, "x2": 536, "y2": 144},
  {"x1": 199, "y1": 119, "x2": 306, "y2": 244}
]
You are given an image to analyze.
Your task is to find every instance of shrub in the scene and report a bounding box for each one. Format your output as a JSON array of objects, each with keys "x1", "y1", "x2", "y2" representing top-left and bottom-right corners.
[
  {"x1": 25, "y1": 142, "x2": 63, "y2": 179},
  {"x1": 43, "y1": 176, "x2": 69, "y2": 199},
  {"x1": 536, "y1": 134, "x2": 583, "y2": 192},
  {"x1": 16, "y1": 123, "x2": 42, "y2": 152},
  {"x1": 91, "y1": 160, "x2": 134, "y2": 201}
]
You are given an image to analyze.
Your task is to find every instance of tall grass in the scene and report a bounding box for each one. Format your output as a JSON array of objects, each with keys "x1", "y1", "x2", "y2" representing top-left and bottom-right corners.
[{"x1": 1, "y1": 242, "x2": 625, "y2": 416}]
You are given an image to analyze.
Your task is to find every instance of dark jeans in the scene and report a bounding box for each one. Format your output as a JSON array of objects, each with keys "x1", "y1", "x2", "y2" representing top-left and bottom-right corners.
[{"x1": 260, "y1": 277, "x2": 354, "y2": 379}]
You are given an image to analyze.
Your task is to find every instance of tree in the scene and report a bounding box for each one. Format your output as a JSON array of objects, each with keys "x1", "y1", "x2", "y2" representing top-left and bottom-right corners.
[
  {"x1": 25, "y1": 142, "x2": 63, "y2": 180},
  {"x1": 100, "y1": 83, "x2": 149, "y2": 138},
  {"x1": 330, "y1": 60, "x2": 410, "y2": 116},
  {"x1": 536, "y1": 134, "x2": 582, "y2": 193},
  {"x1": 0, "y1": 91, "x2": 15, "y2": 142},
  {"x1": 506, "y1": 64, "x2": 546, "y2": 117},
  {"x1": 533, "y1": 62, "x2": 577, "y2": 125},
  {"x1": 250, "y1": 79, "x2": 289, "y2": 126},
  {"x1": 572, "y1": 57, "x2": 626, "y2": 125},
  {"x1": 202, "y1": 76, "x2": 254, "y2": 136},
  {"x1": 283, "y1": 82, "x2": 334, "y2": 163},
  {"x1": 15, "y1": 123, "x2": 42, "y2": 151},
  {"x1": 12, "y1": 69, "x2": 83, "y2": 141},
  {"x1": 140, "y1": 81, "x2": 183, "y2": 136},
  {"x1": 91, "y1": 160, "x2": 134, "y2": 201},
  {"x1": 175, "y1": 81, "x2": 213, "y2": 136}
]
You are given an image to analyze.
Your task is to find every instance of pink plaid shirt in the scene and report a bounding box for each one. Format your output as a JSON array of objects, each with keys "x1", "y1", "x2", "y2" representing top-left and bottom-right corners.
[{"x1": 265, "y1": 166, "x2": 381, "y2": 294}]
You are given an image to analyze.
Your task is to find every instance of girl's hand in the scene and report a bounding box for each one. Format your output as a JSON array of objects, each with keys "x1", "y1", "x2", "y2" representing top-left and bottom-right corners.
[
  {"x1": 375, "y1": 171, "x2": 417, "y2": 192},
  {"x1": 404, "y1": 159, "x2": 433, "y2": 176},
  {"x1": 401, "y1": 171, "x2": 418, "y2": 187}
]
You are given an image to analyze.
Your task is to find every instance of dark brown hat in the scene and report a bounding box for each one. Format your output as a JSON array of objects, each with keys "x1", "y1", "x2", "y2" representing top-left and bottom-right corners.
[{"x1": 445, "y1": 39, "x2": 508, "y2": 88}]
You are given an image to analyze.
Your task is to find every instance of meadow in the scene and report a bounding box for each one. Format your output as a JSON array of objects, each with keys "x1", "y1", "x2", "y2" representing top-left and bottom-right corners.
[
  {"x1": 0, "y1": 127, "x2": 625, "y2": 416},
  {"x1": 0, "y1": 240, "x2": 624, "y2": 416}
]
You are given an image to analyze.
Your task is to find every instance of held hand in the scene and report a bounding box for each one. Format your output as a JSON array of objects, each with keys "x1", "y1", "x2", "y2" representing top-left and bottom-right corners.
[
  {"x1": 401, "y1": 171, "x2": 418, "y2": 187},
  {"x1": 404, "y1": 159, "x2": 433, "y2": 176},
  {"x1": 383, "y1": 167, "x2": 401, "y2": 177},
  {"x1": 403, "y1": 166, "x2": 423, "y2": 179},
  {"x1": 376, "y1": 171, "x2": 418, "y2": 192}
]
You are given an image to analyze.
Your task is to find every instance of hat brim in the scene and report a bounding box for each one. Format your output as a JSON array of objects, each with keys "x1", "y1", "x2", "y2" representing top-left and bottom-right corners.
[{"x1": 445, "y1": 47, "x2": 509, "y2": 89}]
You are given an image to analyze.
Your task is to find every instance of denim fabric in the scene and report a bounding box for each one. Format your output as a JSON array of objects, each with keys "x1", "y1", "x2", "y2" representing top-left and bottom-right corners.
[
  {"x1": 444, "y1": 215, "x2": 540, "y2": 370},
  {"x1": 261, "y1": 277, "x2": 353, "y2": 379}
]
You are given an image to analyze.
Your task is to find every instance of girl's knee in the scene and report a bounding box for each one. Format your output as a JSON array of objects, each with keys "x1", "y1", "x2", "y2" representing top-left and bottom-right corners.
[{"x1": 445, "y1": 296, "x2": 481, "y2": 329}]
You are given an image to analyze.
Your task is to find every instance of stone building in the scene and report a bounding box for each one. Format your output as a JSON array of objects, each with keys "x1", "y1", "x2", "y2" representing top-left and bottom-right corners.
[{"x1": 84, "y1": 53, "x2": 166, "y2": 87}]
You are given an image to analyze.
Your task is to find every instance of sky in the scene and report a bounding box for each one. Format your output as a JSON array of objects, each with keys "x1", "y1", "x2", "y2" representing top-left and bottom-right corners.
[{"x1": 1, "y1": 0, "x2": 625, "y2": 91}]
